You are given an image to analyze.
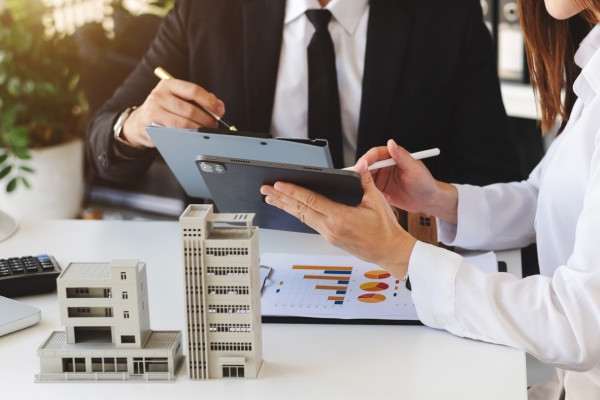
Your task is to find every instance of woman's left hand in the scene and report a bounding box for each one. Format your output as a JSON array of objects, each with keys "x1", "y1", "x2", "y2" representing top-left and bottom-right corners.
[{"x1": 260, "y1": 160, "x2": 417, "y2": 279}]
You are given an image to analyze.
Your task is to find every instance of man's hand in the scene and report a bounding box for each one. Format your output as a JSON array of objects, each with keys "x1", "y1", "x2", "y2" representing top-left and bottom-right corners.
[
  {"x1": 122, "y1": 79, "x2": 225, "y2": 148},
  {"x1": 358, "y1": 140, "x2": 459, "y2": 224},
  {"x1": 260, "y1": 160, "x2": 417, "y2": 279}
]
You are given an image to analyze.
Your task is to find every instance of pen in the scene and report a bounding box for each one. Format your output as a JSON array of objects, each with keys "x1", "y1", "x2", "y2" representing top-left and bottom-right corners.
[
  {"x1": 342, "y1": 148, "x2": 440, "y2": 171},
  {"x1": 154, "y1": 67, "x2": 238, "y2": 132}
]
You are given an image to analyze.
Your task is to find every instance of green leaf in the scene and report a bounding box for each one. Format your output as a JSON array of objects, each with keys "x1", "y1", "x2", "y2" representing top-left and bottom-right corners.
[
  {"x1": 15, "y1": 151, "x2": 32, "y2": 160},
  {"x1": 19, "y1": 165, "x2": 34, "y2": 173},
  {"x1": 21, "y1": 177, "x2": 30, "y2": 189},
  {"x1": 6, "y1": 177, "x2": 17, "y2": 193},
  {"x1": 0, "y1": 154, "x2": 7, "y2": 164},
  {"x1": 0, "y1": 165, "x2": 11, "y2": 180}
]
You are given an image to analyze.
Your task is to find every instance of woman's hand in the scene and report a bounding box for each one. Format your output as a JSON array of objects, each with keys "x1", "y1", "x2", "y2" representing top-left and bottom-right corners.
[
  {"x1": 260, "y1": 160, "x2": 417, "y2": 279},
  {"x1": 359, "y1": 140, "x2": 458, "y2": 224}
]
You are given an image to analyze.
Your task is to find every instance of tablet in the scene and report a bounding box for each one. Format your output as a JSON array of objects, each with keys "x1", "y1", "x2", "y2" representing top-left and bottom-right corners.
[
  {"x1": 196, "y1": 156, "x2": 364, "y2": 234},
  {"x1": 147, "y1": 126, "x2": 333, "y2": 198},
  {"x1": 0, "y1": 296, "x2": 41, "y2": 337}
]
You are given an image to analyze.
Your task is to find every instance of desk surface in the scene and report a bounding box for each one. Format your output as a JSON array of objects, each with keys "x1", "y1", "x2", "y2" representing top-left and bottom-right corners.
[{"x1": 0, "y1": 220, "x2": 526, "y2": 400}]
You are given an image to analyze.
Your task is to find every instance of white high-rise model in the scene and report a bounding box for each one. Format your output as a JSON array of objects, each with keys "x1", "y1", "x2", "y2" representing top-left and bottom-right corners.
[
  {"x1": 35, "y1": 259, "x2": 183, "y2": 382},
  {"x1": 180, "y1": 204, "x2": 263, "y2": 379}
]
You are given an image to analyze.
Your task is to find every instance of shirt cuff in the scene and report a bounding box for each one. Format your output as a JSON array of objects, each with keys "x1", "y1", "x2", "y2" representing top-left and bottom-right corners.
[
  {"x1": 436, "y1": 184, "x2": 490, "y2": 248},
  {"x1": 408, "y1": 241, "x2": 464, "y2": 336}
]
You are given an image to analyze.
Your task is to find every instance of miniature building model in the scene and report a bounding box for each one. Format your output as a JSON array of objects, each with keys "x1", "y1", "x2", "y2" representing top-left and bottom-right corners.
[
  {"x1": 180, "y1": 205, "x2": 263, "y2": 379},
  {"x1": 36, "y1": 260, "x2": 183, "y2": 382}
]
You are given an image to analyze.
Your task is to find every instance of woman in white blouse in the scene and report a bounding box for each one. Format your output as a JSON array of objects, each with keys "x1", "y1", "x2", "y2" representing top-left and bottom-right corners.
[{"x1": 261, "y1": 0, "x2": 600, "y2": 398}]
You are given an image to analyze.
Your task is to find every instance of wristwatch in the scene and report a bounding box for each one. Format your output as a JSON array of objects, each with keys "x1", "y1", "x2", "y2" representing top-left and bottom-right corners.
[{"x1": 113, "y1": 106, "x2": 137, "y2": 142}]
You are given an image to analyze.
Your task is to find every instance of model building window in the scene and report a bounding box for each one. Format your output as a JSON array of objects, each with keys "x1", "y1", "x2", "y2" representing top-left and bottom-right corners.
[
  {"x1": 123, "y1": 311, "x2": 130, "y2": 319},
  {"x1": 145, "y1": 358, "x2": 168, "y2": 372},
  {"x1": 210, "y1": 342, "x2": 252, "y2": 351},
  {"x1": 207, "y1": 285, "x2": 249, "y2": 295},
  {"x1": 121, "y1": 335, "x2": 136, "y2": 344},
  {"x1": 122, "y1": 292, "x2": 128, "y2": 300},
  {"x1": 223, "y1": 365, "x2": 245, "y2": 378},
  {"x1": 206, "y1": 247, "x2": 249, "y2": 257},
  {"x1": 62, "y1": 358, "x2": 74, "y2": 373},
  {"x1": 91, "y1": 358, "x2": 103, "y2": 372},
  {"x1": 104, "y1": 358, "x2": 116, "y2": 372},
  {"x1": 116, "y1": 358, "x2": 128, "y2": 372},
  {"x1": 120, "y1": 272, "x2": 127, "y2": 280},
  {"x1": 206, "y1": 266, "x2": 249, "y2": 276},
  {"x1": 419, "y1": 216, "x2": 432, "y2": 227},
  {"x1": 208, "y1": 304, "x2": 250, "y2": 314},
  {"x1": 75, "y1": 288, "x2": 89, "y2": 294},
  {"x1": 105, "y1": 308, "x2": 113, "y2": 317}
]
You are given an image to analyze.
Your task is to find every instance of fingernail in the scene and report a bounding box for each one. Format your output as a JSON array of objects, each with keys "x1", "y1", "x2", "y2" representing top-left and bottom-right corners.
[
  {"x1": 274, "y1": 182, "x2": 284, "y2": 191},
  {"x1": 217, "y1": 103, "x2": 225, "y2": 115},
  {"x1": 260, "y1": 186, "x2": 271, "y2": 195},
  {"x1": 265, "y1": 196, "x2": 273, "y2": 205}
]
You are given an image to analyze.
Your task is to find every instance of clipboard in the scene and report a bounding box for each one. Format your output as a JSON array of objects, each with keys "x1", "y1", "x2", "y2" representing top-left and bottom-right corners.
[{"x1": 146, "y1": 126, "x2": 333, "y2": 199}]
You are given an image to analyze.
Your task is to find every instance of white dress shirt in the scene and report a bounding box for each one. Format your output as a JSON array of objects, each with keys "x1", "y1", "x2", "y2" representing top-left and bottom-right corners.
[
  {"x1": 270, "y1": 0, "x2": 369, "y2": 167},
  {"x1": 408, "y1": 25, "x2": 600, "y2": 399}
]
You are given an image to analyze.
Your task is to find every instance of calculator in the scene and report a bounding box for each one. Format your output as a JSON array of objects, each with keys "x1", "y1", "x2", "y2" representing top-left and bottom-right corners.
[{"x1": 0, "y1": 255, "x2": 62, "y2": 298}]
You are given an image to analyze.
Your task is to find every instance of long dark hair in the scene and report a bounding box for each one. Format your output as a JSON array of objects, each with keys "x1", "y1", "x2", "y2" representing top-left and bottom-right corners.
[{"x1": 518, "y1": 0, "x2": 596, "y2": 134}]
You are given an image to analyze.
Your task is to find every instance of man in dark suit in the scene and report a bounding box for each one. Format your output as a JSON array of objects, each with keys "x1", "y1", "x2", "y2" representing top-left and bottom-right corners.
[{"x1": 88, "y1": 0, "x2": 522, "y2": 187}]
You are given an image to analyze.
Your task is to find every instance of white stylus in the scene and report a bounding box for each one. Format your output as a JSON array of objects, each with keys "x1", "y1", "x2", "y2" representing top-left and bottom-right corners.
[{"x1": 342, "y1": 148, "x2": 441, "y2": 171}]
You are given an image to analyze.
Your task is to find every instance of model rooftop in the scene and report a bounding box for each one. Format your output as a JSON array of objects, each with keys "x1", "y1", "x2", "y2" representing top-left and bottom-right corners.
[
  {"x1": 59, "y1": 260, "x2": 143, "y2": 280},
  {"x1": 39, "y1": 331, "x2": 180, "y2": 352},
  {"x1": 208, "y1": 227, "x2": 256, "y2": 240}
]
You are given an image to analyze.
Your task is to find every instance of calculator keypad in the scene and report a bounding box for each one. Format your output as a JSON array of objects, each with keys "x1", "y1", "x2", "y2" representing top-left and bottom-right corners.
[{"x1": 0, "y1": 255, "x2": 56, "y2": 276}]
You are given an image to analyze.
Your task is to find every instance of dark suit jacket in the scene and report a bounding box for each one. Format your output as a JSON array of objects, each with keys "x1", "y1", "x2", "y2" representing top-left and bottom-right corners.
[{"x1": 88, "y1": 0, "x2": 523, "y2": 188}]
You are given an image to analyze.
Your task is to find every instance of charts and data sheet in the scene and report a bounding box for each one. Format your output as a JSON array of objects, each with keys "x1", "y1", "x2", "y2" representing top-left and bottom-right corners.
[{"x1": 260, "y1": 252, "x2": 497, "y2": 321}]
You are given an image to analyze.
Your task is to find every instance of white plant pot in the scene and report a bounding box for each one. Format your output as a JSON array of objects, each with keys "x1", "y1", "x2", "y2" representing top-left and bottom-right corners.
[{"x1": 0, "y1": 139, "x2": 84, "y2": 220}]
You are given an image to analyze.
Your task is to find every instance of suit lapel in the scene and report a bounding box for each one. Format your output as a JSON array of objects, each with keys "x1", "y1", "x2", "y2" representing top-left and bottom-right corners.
[
  {"x1": 357, "y1": 0, "x2": 415, "y2": 157},
  {"x1": 242, "y1": 0, "x2": 286, "y2": 133}
]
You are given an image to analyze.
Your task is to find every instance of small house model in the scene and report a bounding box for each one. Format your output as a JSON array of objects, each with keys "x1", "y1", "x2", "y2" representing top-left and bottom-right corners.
[
  {"x1": 35, "y1": 259, "x2": 183, "y2": 382},
  {"x1": 180, "y1": 205, "x2": 263, "y2": 379}
]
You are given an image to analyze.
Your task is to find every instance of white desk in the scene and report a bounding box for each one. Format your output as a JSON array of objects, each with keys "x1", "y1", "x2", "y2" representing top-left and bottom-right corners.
[{"x1": 0, "y1": 221, "x2": 527, "y2": 400}]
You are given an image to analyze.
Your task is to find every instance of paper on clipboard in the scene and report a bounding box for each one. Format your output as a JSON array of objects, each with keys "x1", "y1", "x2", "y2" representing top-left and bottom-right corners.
[{"x1": 260, "y1": 251, "x2": 498, "y2": 321}]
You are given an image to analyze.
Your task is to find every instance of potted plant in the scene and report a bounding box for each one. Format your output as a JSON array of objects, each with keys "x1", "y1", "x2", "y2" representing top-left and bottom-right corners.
[{"x1": 0, "y1": 0, "x2": 86, "y2": 219}]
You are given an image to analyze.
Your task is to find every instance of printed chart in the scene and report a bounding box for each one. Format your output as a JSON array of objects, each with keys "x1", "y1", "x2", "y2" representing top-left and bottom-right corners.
[
  {"x1": 261, "y1": 252, "x2": 499, "y2": 321},
  {"x1": 260, "y1": 253, "x2": 419, "y2": 320}
]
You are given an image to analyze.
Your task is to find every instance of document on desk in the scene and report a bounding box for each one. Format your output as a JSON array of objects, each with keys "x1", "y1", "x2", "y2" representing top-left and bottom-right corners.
[{"x1": 260, "y1": 252, "x2": 497, "y2": 321}]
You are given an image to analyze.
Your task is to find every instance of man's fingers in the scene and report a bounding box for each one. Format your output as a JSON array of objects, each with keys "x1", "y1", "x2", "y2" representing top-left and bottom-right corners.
[
  {"x1": 151, "y1": 109, "x2": 201, "y2": 131},
  {"x1": 161, "y1": 97, "x2": 218, "y2": 128},
  {"x1": 161, "y1": 79, "x2": 225, "y2": 117}
]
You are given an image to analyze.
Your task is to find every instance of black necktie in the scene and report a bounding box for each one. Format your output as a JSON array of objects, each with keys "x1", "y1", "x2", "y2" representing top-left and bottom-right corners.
[{"x1": 306, "y1": 9, "x2": 345, "y2": 169}]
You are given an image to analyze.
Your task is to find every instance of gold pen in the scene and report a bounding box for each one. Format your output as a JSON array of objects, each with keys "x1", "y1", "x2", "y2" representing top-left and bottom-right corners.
[{"x1": 154, "y1": 67, "x2": 238, "y2": 131}]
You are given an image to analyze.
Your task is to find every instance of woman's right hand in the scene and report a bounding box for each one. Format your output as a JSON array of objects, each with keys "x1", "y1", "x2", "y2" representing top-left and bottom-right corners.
[{"x1": 356, "y1": 140, "x2": 459, "y2": 224}]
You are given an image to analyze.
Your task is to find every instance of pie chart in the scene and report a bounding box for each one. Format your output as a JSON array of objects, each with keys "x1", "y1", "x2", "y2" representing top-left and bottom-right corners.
[
  {"x1": 364, "y1": 270, "x2": 391, "y2": 279},
  {"x1": 359, "y1": 282, "x2": 389, "y2": 292},
  {"x1": 358, "y1": 293, "x2": 386, "y2": 303}
]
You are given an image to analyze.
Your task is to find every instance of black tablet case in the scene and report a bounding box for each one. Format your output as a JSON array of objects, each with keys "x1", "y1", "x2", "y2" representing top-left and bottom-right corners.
[{"x1": 197, "y1": 156, "x2": 364, "y2": 234}]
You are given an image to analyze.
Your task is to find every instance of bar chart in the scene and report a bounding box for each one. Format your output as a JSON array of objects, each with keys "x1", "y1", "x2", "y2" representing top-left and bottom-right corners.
[
  {"x1": 275, "y1": 265, "x2": 353, "y2": 306},
  {"x1": 261, "y1": 252, "x2": 496, "y2": 321}
]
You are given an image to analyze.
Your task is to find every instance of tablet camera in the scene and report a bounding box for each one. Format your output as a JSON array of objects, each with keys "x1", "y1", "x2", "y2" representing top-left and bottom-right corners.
[{"x1": 200, "y1": 162, "x2": 226, "y2": 174}]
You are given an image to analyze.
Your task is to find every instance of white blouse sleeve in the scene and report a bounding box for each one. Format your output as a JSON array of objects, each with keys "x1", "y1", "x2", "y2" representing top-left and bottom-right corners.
[
  {"x1": 436, "y1": 164, "x2": 542, "y2": 251},
  {"x1": 410, "y1": 136, "x2": 600, "y2": 371}
]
